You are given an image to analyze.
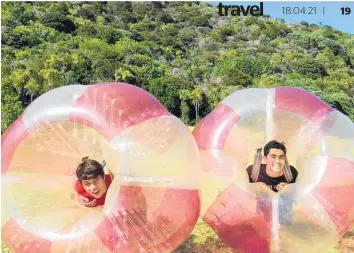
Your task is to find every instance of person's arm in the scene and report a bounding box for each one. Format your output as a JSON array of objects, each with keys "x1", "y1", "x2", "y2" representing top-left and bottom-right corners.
[
  {"x1": 77, "y1": 194, "x2": 97, "y2": 207},
  {"x1": 275, "y1": 182, "x2": 288, "y2": 191},
  {"x1": 84, "y1": 199, "x2": 97, "y2": 207},
  {"x1": 246, "y1": 165, "x2": 253, "y2": 183},
  {"x1": 77, "y1": 194, "x2": 89, "y2": 205},
  {"x1": 276, "y1": 166, "x2": 298, "y2": 191},
  {"x1": 290, "y1": 166, "x2": 298, "y2": 183}
]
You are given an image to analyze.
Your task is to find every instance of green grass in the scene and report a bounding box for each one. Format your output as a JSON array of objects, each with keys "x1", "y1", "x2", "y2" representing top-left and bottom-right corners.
[
  {"x1": 172, "y1": 221, "x2": 234, "y2": 253},
  {"x1": 2, "y1": 223, "x2": 353, "y2": 253},
  {"x1": 1, "y1": 222, "x2": 232, "y2": 253},
  {"x1": 328, "y1": 249, "x2": 341, "y2": 253},
  {"x1": 2, "y1": 242, "x2": 11, "y2": 253}
]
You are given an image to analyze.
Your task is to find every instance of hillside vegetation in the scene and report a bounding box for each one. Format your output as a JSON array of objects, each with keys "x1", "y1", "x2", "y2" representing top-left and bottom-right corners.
[{"x1": 2, "y1": 2, "x2": 353, "y2": 132}]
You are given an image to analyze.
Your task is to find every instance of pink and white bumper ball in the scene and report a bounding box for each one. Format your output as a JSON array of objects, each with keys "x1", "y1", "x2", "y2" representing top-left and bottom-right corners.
[
  {"x1": 2, "y1": 82, "x2": 200, "y2": 253},
  {"x1": 193, "y1": 87, "x2": 354, "y2": 253}
]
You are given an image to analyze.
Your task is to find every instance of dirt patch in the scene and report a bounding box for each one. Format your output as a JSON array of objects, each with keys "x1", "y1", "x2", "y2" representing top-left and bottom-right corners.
[{"x1": 335, "y1": 227, "x2": 354, "y2": 253}]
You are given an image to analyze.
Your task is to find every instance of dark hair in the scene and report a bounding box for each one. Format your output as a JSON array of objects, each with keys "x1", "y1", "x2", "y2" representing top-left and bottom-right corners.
[
  {"x1": 76, "y1": 157, "x2": 104, "y2": 182},
  {"x1": 263, "y1": 140, "x2": 286, "y2": 157}
]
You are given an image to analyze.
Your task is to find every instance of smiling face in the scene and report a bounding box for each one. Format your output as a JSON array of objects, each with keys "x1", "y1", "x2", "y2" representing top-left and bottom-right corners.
[
  {"x1": 264, "y1": 148, "x2": 286, "y2": 174},
  {"x1": 77, "y1": 157, "x2": 107, "y2": 198},
  {"x1": 82, "y1": 176, "x2": 107, "y2": 198}
]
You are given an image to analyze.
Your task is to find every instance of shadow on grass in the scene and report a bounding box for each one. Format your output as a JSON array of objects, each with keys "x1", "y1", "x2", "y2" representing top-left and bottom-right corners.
[{"x1": 343, "y1": 230, "x2": 354, "y2": 238}]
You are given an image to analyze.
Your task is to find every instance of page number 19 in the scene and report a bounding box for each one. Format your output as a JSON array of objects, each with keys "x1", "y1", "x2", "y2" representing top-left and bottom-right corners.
[{"x1": 341, "y1": 7, "x2": 351, "y2": 15}]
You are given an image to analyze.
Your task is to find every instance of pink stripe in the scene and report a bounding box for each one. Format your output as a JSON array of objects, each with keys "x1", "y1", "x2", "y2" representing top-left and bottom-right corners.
[
  {"x1": 149, "y1": 188, "x2": 200, "y2": 250},
  {"x1": 275, "y1": 87, "x2": 333, "y2": 120},
  {"x1": 70, "y1": 83, "x2": 170, "y2": 141},
  {"x1": 151, "y1": 188, "x2": 200, "y2": 227},
  {"x1": 204, "y1": 184, "x2": 271, "y2": 253},
  {"x1": 193, "y1": 104, "x2": 240, "y2": 151},
  {"x1": 94, "y1": 185, "x2": 146, "y2": 252},
  {"x1": 1, "y1": 115, "x2": 29, "y2": 175},
  {"x1": 312, "y1": 157, "x2": 354, "y2": 237},
  {"x1": 95, "y1": 186, "x2": 199, "y2": 252},
  {"x1": 1, "y1": 218, "x2": 51, "y2": 253}
]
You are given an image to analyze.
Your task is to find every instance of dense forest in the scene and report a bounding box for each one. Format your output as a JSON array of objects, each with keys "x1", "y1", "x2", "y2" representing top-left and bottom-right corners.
[{"x1": 2, "y1": 2, "x2": 354, "y2": 133}]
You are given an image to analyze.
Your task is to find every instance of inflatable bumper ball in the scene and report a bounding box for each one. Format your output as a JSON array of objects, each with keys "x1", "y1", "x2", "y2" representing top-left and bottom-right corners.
[
  {"x1": 2, "y1": 82, "x2": 200, "y2": 253},
  {"x1": 193, "y1": 87, "x2": 354, "y2": 253}
]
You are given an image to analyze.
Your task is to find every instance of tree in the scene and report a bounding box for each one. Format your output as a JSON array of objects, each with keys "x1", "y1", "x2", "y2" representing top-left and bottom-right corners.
[
  {"x1": 114, "y1": 66, "x2": 134, "y2": 84},
  {"x1": 77, "y1": 21, "x2": 98, "y2": 37},
  {"x1": 41, "y1": 12, "x2": 76, "y2": 33},
  {"x1": 258, "y1": 74, "x2": 279, "y2": 88},
  {"x1": 300, "y1": 21, "x2": 309, "y2": 27},
  {"x1": 263, "y1": 23, "x2": 287, "y2": 39},
  {"x1": 1, "y1": 81, "x2": 24, "y2": 133},
  {"x1": 75, "y1": 4, "x2": 97, "y2": 21},
  {"x1": 1, "y1": 2, "x2": 37, "y2": 27},
  {"x1": 320, "y1": 88, "x2": 354, "y2": 120},
  {"x1": 245, "y1": 16, "x2": 259, "y2": 26},
  {"x1": 317, "y1": 38, "x2": 351, "y2": 66},
  {"x1": 250, "y1": 25, "x2": 261, "y2": 44},
  {"x1": 270, "y1": 53, "x2": 289, "y2": 79},
  {"x1": 105, "y1": 2, "x2": 136, "y2": 23},
  {"x1": 189, "y1": 87, "x2": 203, "y2": 122},
  {"x1": 158, "y1": 23, "x2": 181, "y2": 48},
  {"x1": 205, "y1": 85, "x2": 240, "y2": 110},
  {"x1": 316, "y1": 48, "x2": 346, "y2": 70},
  {"x1": 179, "y1": 89, "x2": 190, "y2": 124},
  {"x1": 148, "y1": 76, "x2": 192, "y2": 117},
  {"x1": 4, "y1": 25, "x2": 42, "y2": 48},
  {"x1": 214, "y1": 69, "x2": 252, "y2": 87},
  {"x1": 294, "y1": 57, "x2": 328, "y2": 78},
  {"x1": 213, "y1": 56, "x2": 264, "y2": 87}
]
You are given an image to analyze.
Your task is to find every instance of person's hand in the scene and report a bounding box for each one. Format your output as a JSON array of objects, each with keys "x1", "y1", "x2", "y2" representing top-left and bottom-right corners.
[
  {"x1": 84, "y1": 199, "x2": 97, "y2": 207},
  {"x1": 78, "y1": 195, "x2": 89, "y2": 205},
  {"x1": 276, "y1": 182, "x2": 288, "y2": 192},
  {"x1": 78, "y1": 195, "x2": 97, "y2": 207}
]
